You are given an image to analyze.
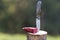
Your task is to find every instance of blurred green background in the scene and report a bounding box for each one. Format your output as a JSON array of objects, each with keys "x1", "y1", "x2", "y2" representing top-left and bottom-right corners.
[{"x1": 0, "y1": 0, "x2": 60, "y2": 40}]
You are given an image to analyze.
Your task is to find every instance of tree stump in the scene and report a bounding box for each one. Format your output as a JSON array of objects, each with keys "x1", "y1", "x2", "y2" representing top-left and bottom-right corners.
[{"x1": 27, "y1": 30, "x2": 47, "y2": 40}]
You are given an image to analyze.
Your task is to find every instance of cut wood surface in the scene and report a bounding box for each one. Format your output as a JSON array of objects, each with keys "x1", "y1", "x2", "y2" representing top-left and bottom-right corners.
[{"x1": 27, "y1": 30, "x2": 47, "y2": 40}]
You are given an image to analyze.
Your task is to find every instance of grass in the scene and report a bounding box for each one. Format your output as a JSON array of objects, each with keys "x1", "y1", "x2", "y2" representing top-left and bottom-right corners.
[
  {"x1": 47, "y1": 35, "x2": 60, "y2": 40},
  {"x1": 0, "y1": 32, "x2": 60, "y2": 40}
]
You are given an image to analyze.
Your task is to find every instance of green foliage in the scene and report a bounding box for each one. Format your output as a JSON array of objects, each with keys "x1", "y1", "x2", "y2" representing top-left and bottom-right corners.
[
  {"x1": 0, "y1": 0, "x2": 60, "y2": 35},
  {"x1": 43, "y1": 0, "x2": 60, "y2": 35}
]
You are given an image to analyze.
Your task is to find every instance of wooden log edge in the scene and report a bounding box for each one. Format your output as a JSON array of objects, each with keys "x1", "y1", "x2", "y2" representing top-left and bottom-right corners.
[{"x1": 27, "y1": 30, "x2": 47, "y2": 40}]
